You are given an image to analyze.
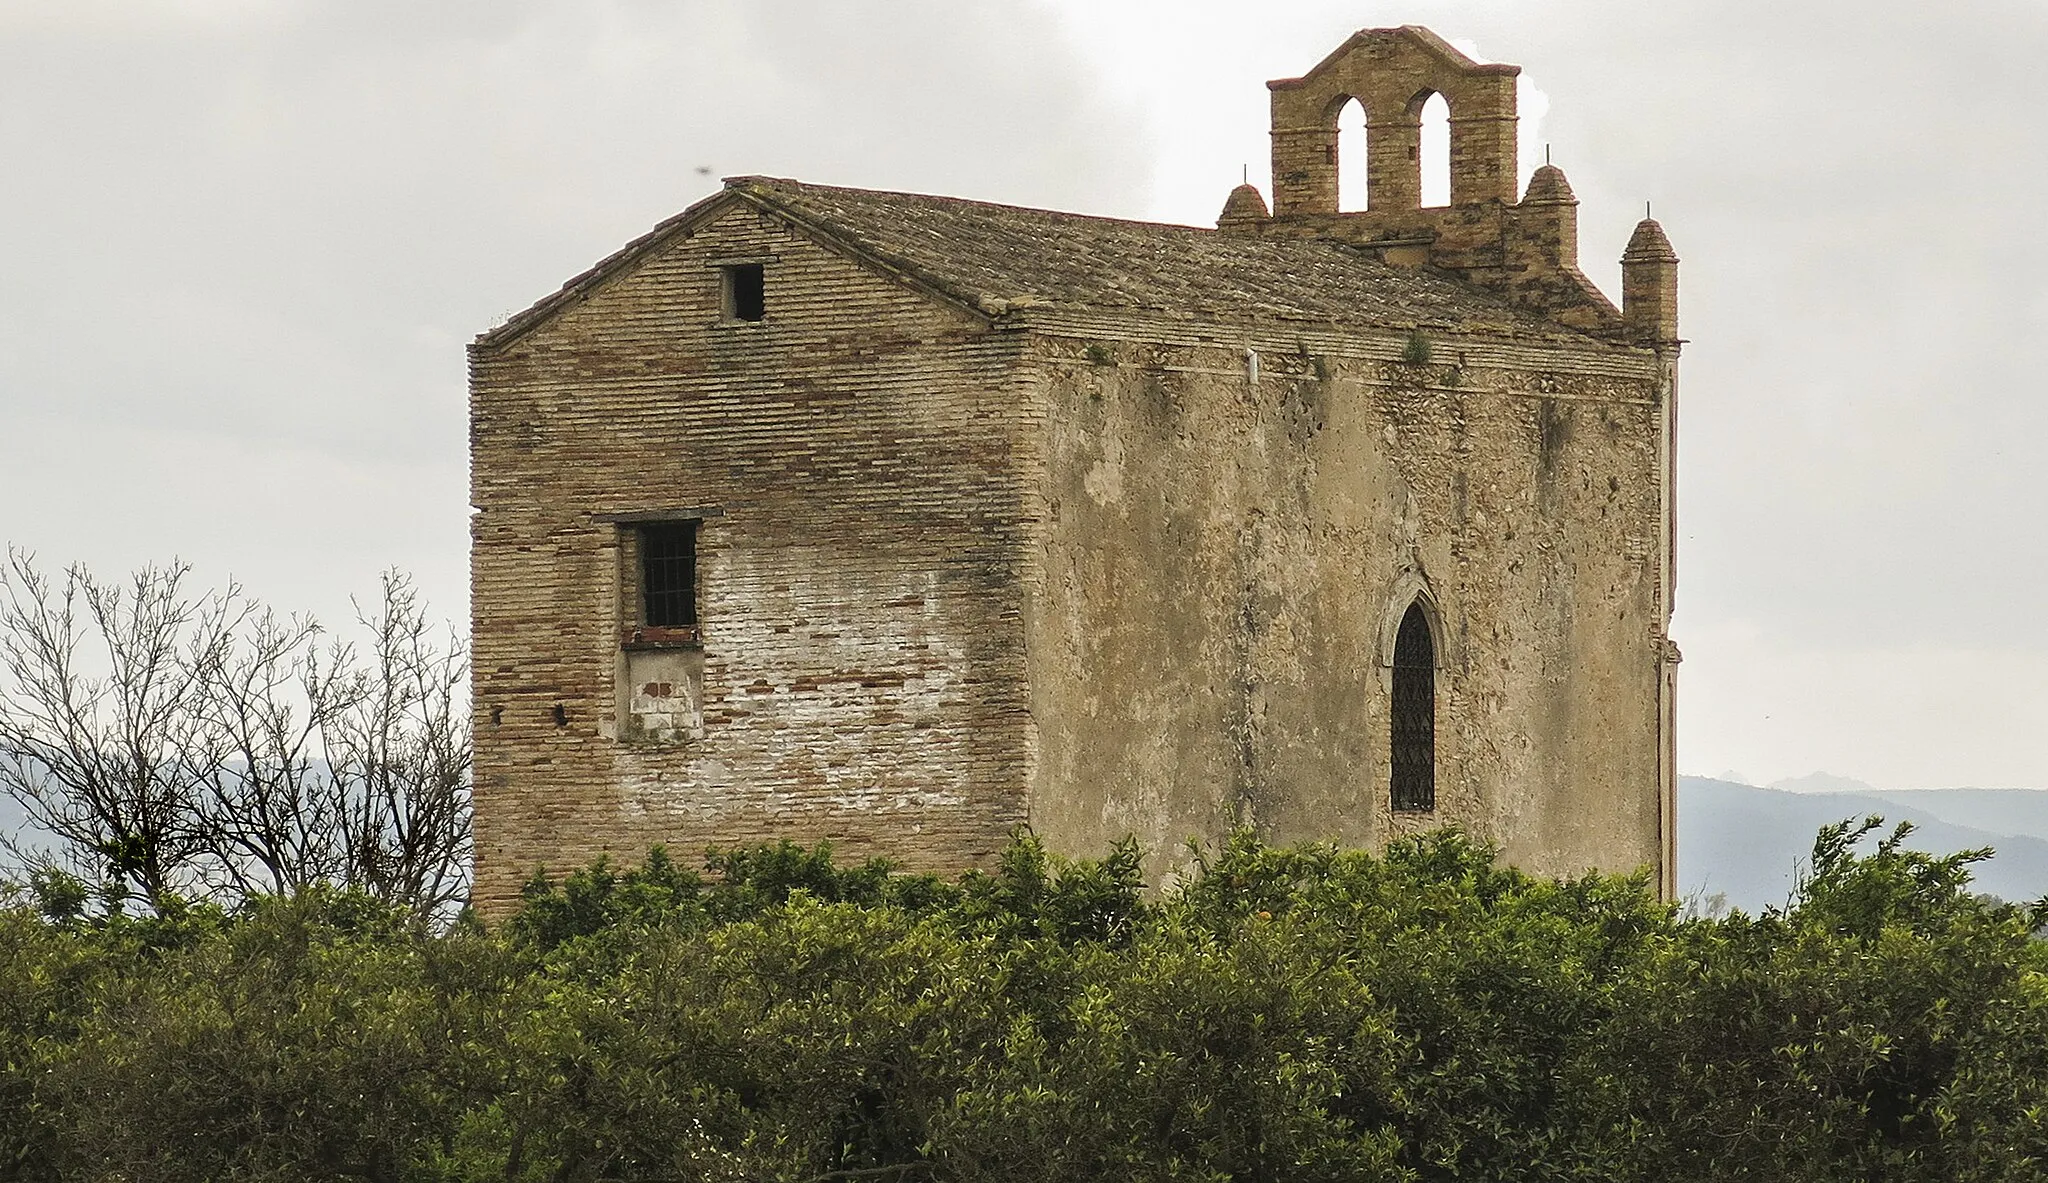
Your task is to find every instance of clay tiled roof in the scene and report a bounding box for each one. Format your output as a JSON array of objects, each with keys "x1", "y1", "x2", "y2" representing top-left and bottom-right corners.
[
  {"x1": 480, "y1": 176, "x2": 1589, "y2": 350},
  {"x1": 735, "y1": 177, "x2": 1579, "y2": 338}
]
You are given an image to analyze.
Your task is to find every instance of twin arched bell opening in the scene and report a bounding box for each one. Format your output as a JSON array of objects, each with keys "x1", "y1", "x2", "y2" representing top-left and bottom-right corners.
[
  {"x1": 1268, "y1": 27, "x2": 1521, "y2": 218},
  {"x1": 1334, "y1": 91, "x2": 1453, "y2": 213}
]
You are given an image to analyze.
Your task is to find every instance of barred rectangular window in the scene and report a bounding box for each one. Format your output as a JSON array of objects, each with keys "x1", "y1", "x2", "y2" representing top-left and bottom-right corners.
[{"x1": 641, "y1": 522, "x2": 697, "y2": 629}]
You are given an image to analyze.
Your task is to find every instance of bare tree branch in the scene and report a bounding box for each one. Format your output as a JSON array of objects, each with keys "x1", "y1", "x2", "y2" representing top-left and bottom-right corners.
[
  {"x1": 190, "y1": 608, "x2": 356, "y2": 898},
  {"x1": 325, "y1": 571, "x2": 473, "y2": 922},
  {"x1": 0, "y1": 553, "x2": 473, "y2": 920},
  {"x1": 0, "y1": 550, "x2": 235, "y2": 908}
]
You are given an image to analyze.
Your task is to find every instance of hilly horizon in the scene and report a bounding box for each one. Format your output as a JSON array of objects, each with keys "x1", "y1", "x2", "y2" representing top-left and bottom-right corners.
[
  {"x1": 1678, "y1": 776, "x2": 2048, "y2": 913},
  {"x1": 1764, "y1": 771, "x2": 2048, "y2": 844}
]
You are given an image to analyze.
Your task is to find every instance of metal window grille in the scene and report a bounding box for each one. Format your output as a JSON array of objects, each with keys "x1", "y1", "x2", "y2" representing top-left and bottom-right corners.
[
  {"x1": 641, "y1": 523, "x2": 697, "y2": 628},
  {"x1": 1390, "y1": 602, "x2": 1436, "y2": 811}
]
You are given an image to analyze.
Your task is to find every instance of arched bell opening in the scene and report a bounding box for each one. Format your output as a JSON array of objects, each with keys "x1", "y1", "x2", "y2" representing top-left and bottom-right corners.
[
  {"x1": 1335, "y1": 96, "x2": 1370, "y2": 212},
  {"x1": 1416, "y1": 91, "x2": 1451, "y2": 208}
]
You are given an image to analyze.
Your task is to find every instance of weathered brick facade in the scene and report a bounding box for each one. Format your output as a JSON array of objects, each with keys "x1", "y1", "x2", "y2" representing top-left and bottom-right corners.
[{"x1": 468, "y1": 27, "x2": 1682, "y2": 916}]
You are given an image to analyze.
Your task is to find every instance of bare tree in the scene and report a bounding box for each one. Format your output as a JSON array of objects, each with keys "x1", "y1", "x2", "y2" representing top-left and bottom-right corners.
[
  {"x1": 0, "y1": 552, "x2": 472, "y2": 918},
  {"x1": 0, "y1": 551, "x2": 239, "y2": 909},
  {"x1": 324, "y1": 572, "x2": 472, "y2": 920},
  {"x1": 189, "y1": 607, "x2": 355, "y2": 899}
]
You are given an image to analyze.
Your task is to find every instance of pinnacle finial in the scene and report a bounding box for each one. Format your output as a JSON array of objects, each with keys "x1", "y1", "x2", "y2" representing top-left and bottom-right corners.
[
  {"x1": 1521, "y1": 159, "x2": 1575, "y2": 204},
  {"x1": 1217, "y1": 179, "x2": 1270, "y2": 230},
  {"x1": 1624, "y1": 215, "x2": 1677, "y2": 261}
]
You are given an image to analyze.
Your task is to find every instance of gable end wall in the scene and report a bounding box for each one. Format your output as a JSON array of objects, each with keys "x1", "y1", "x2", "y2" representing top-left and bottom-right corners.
[{"x1": 469, "y1": 204, "x2": 1034, "y2": 915}]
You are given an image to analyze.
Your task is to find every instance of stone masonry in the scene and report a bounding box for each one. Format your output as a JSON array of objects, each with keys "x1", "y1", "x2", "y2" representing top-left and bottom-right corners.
[{"x1": 467, "y1": 27, "x2": 1682, "y2": 917}]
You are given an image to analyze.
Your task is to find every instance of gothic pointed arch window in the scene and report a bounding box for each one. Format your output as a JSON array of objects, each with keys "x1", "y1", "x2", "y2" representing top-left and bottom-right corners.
[{"x1": 1391, "y1": 601, "x2": 1436, "y2": 811}]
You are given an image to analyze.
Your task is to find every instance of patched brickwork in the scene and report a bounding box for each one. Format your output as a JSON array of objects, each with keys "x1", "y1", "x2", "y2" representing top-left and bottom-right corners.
[{"x1": 469, "y1": 27, "x2": 1683, "y2": 917}]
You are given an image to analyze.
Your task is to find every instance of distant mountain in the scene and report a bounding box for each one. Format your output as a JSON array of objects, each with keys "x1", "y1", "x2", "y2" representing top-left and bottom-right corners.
[
  {"x1": 1858, "y1": 789, "x2": 2048, "y2": 845},
  {"x1": 1770, "y1": 771, "x2": 1889, "y2": 795},
  {"x1": 1679, "y1": 776, "x2": 2048, "y2": 913},
  {"x1": 1765, "y1": 774, "x2": 2048, "y2": 843}
]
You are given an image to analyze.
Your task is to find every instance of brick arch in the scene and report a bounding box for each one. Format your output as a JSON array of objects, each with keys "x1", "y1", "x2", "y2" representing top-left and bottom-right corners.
[{"x1": 1319, "y1": 90, "x2": 1364, "y2": 124}]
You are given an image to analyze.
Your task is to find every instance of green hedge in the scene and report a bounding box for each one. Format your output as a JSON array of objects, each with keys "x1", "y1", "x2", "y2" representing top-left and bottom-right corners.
[{"x1": 4, "y1": 822, "x2": 2046, "y2": 1182}]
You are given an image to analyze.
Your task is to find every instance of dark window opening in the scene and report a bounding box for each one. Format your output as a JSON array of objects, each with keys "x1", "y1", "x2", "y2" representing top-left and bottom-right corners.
[
  {"x1": 641, "y1": 522, "x2": 698, "y2": 629},
  {"x1": 1391, "y1": 602, "x2": 1436, "y2": 811},
  {"x1": 722, "y1": 263, "x2": 765, "y2": 322}
]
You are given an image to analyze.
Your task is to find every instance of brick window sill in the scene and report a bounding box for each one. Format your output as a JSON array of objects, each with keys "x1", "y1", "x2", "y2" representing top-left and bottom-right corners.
[{"x1": 623, "y1": 626, "x2": 701, "y2": 650}]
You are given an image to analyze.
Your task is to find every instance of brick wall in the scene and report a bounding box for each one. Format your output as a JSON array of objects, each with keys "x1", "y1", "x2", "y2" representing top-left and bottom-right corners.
[{"x1": 469, "y1": 201, "x2": 1034, "y2": 916}]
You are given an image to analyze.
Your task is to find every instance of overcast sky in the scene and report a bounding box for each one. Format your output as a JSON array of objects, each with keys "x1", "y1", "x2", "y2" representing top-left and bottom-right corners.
[{"x1": 2, "y1": 0, "x2": 2044, "y2": 791}]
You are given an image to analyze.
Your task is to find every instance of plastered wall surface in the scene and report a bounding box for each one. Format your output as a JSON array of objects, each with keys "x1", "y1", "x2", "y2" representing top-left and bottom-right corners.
[{"x1": 1019, "y1": 327, "x2": 1667, "y2": 884}]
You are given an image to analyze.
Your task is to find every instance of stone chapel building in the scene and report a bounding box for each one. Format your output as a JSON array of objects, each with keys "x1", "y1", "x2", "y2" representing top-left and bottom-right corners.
[{"x1": 467, "y1": 26, "x2": 1683, "y2": 915}]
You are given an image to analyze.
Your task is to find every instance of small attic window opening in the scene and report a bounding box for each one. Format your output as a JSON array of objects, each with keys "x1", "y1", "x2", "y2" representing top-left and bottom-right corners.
[{"x1": 721, "y1": 263, "x2": 766, "y2": 322}]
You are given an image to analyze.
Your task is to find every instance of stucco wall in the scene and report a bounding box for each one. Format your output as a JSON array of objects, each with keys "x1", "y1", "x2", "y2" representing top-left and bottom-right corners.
[
  {"x1": 1018, "y1": 324, "x2": 1668, "y2": 884},
  {"x1": 468, "y1": 202, "x2": 1034, "y2": 916}
]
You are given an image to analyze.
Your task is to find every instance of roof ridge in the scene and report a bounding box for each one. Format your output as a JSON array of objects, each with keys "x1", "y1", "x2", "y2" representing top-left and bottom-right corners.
[
  {"x1": 725, "y1": 175, "x2": 1222, "y2": 238},
  {"x1": 474, "y1": 187, "x2": 739, "y2": 352},
  {"x1": 477, "y1": 174, "x2": 1620, "y2": 355},
  {"x1": 734, "y1": 175, "x2": 1587, "y2": 331}
]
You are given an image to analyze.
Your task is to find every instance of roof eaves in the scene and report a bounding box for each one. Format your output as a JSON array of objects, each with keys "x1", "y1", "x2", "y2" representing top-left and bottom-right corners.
[
  {"x1": 723, "y1": 178, "x2": 998, "y2": 327},
  {"x1": 996, "y1": 305, "x2": 1655, "y2": 368},
  {"x1": 472, "y1": 188, "x2": 740, "y2": 355}
]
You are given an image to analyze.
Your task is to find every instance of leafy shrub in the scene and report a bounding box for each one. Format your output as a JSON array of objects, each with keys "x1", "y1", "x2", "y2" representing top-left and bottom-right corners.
[{"x1": 2, "y1": 823, "x2": 2043, "y2": 1182}]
